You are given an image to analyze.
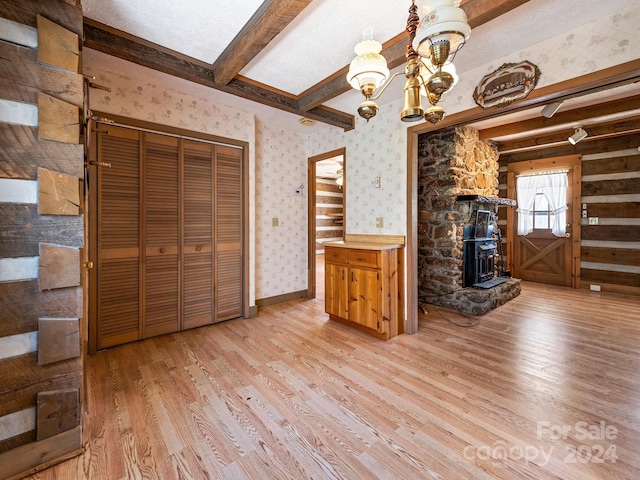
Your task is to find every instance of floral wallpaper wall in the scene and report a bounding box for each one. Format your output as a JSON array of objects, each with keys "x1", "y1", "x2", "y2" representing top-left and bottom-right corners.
[
  {"x1": 443, "y1": 3, "x2": 640, "y2": 117},
  {"x1": 84, "y1": 60, "x2": 258, "y2": 305},
  {"x1": 305, "y1": 101, "x2": 409, "y2": 236},
  {"x1": 255, "y1": 120, "x2": 309, "y2": 298}
]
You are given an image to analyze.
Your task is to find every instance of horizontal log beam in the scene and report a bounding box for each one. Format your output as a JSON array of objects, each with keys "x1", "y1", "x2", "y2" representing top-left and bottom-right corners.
[
  {"x1": 582, "y1": 154, "x2": 640, "y2": 176},
  {"x1": 486, "y1": 96, "x2": 640, "y2": 141},
  {"x1": 581, "y1": 247, "x2": 640, "y2": 267},
  {"x1": 581, "y1": 268, "x2": 640, "y2": 287},
  {"x1": 499, "y1": 133, "x2": 640, "y2": 163},
  {"x1": 0, "y1": 125, "x2": 84, "y2": 179},
  {"x1": 0, "y1": 204, "x2": 84, "y2": 258},
  {"x1": 83, "y1": 19, "x2": 354, "y2": 131},
  {"x1": 0, "y1": 42, "x2": 83, "y2": 107},
  {"x1": 583, "y1": 202, "x2": 640, "y2": 218},
  {"x1": 0, "y1": 0, "x2": 82, "y2": 35},
  {"x1": 497, "y1": 115, "x2": 640, "y2": 153},
  {"x1": 0, "y1": 354, "x2": 82, "y2": 418},
  {"x1": 582, "y1": 225, "x2": 640, "y2": 242},
  {"x1": 583, "y1": 178, "x2": 639, "y2": 196},
  {"x1": 0, "y1": 281, "x2": 82, "y2": 338}
]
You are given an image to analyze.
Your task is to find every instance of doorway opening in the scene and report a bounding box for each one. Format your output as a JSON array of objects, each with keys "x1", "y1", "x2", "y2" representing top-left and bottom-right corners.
[
  {"x1": 307, "y1": 148, "x2": 346, "y2": 299},
  {"x1": 507, "y1": 155, "x2": 582, "y2": 287}
]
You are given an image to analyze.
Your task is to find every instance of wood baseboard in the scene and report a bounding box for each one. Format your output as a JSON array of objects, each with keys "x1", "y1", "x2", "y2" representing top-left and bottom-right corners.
[{"x1": 256, "y1": 290, "x2": 308, "y2": 308}]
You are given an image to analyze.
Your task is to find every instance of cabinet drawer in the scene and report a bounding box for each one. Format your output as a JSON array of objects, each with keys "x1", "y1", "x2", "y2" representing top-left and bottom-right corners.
[
  {"x1": 348, "y1": 249, "x2": 379, "y2": 268},
  {"x1": 325, "y1": 246, "x2": 348, "y2": 264}
]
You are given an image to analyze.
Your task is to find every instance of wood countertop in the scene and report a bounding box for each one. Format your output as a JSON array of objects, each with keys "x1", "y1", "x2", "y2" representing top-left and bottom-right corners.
[{"x1": 323, "y1": 240, "x2": 403, "y2": 251}]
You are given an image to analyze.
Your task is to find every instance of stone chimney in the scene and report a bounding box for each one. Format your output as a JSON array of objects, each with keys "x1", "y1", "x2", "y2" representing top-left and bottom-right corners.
[{"x1": 418, "y1": 126, "x2": 520, "y2": 315}]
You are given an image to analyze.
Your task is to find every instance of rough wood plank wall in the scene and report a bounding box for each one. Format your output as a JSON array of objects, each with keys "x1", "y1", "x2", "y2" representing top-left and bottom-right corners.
[{"x1": 0, "y1": 0, "x2": 84, "y2": 476}]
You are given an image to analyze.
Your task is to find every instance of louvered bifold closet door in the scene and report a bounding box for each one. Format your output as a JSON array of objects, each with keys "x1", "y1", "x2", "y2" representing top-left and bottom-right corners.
[
  {"x1": 96, "y1": 126, "x2": 141, "y2": 349},
  {"x1": 215, "y1": 145, "x2": 243, "y2": 321},
  {"x1": 143, "y1": 133, "x2": 180, "y2": 337},
  {"x1": 183, "y1": 140, "x2": 214, "y2": 329}
]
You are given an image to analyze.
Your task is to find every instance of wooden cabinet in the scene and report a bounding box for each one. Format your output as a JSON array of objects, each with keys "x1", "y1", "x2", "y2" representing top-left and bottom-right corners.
[{"x1": 324, "y1": 244, "x2": 403, "y2": 340}]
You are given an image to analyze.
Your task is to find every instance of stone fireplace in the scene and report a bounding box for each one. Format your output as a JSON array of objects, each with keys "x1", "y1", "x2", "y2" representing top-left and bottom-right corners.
[{"x1": 418, "y1": 126, "x2": 520, "y2": 315}]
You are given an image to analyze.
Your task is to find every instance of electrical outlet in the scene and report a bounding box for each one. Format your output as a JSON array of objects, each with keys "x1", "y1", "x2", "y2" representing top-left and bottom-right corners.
[
  {"x1": 373, "y1": 176, "x2": 381, "y2": 188},
  {"x1": 588, "y1": 217, "x2": 599, "y2": 225},
  {"x1": 376, "y1": 217, "x2": 384, "y2": 228},
  {"x1": 272, "y1": 217, "x2": 279, "y2": 227}
]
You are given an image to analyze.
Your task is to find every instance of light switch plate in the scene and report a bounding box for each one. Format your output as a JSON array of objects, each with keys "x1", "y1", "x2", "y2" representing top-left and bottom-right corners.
[{"x1": 376, "y1": 217, "x2": 384, "y2": 228}]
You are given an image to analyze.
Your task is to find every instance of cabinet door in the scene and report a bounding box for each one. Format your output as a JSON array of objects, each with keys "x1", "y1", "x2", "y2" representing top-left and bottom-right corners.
[
  {"x1": 349, "y1": 267, "x2": 381, "y2": 331},
  {"x1": 325, "y1": 263, "x2": 349, "y2": 319}
]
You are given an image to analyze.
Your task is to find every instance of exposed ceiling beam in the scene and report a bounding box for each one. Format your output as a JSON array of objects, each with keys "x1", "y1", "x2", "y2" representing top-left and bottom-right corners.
[
  {"x1": 212, "y1": 0, "x2": 313, "y2": 86},
  {"x1": 462, "y1": 0, "x2": 530, "y2": 29},
  {"x1": 496, "y1": 115, "x2": 640, "y2": 153},
  {"x1": 297, "y1": 0, "x2": 531, "y2": 112},
  {"x1": 83, "y1": 18, "x2": 354, "y2": 131},
  {"x1": 479, "y1": 95, "x2": 640, "y2": 140}
]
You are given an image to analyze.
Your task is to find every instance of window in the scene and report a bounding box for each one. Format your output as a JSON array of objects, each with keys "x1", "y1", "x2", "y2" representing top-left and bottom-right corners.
[
  {"x1": 533, "y1": 192, "x2": 553, "y2": 230},
  {"x1": 516, "y1": 171, "x2": 568, "y2": 237}
]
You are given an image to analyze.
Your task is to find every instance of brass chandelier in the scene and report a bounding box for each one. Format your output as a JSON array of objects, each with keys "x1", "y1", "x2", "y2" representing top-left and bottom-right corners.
[{"x1": 346, "y1": 0, "x2": 471, "y2": 125}]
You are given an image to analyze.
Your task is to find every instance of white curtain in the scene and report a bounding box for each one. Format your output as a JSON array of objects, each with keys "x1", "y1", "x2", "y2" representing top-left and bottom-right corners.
[
  {"x1": 539, "y1": 172, "x2": 568, "y2": 237},
  {"x1": 516, "y1": 172, "x2": 568, "y2": 236},
  {"x1": 516, "y1": 175, "x2": 539, "y2": 235}
]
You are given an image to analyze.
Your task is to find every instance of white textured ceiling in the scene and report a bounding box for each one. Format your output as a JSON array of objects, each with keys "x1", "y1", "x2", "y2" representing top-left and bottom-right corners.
[{"x1": 82, "y1": 0, "x2": 639, "y2": 133}]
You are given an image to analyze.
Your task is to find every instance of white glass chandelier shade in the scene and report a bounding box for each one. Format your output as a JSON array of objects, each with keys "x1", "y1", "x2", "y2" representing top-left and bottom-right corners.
[
  {"x1": 346, "y1": 29, "x2": 390, "y2": 94},
  {"x1": 412, "y1": 0, "x2": 471, "y2": 62}
]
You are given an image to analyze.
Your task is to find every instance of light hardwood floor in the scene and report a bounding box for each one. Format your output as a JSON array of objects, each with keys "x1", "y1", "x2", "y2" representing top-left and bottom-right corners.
[{"x1": 25, "y1": 282, "x2": 640, "y2": 480}]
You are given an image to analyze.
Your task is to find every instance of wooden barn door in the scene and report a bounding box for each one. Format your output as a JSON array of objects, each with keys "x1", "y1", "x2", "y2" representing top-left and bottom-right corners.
[
  {"x1": 507, "y1": 155, "x2": 581, "y2": 287},
  {"x1": 89, "y1": 121, "x2": 244, "y2": 351}
]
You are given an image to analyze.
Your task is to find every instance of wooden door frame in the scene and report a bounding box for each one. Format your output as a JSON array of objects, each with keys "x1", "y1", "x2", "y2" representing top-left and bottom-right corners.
[
  {"x1": 506, "y1": 155, "x2": 582, "y2": 288},
  {"x1": 307, "y1": 148, "x2": 346, "y2": 299}
]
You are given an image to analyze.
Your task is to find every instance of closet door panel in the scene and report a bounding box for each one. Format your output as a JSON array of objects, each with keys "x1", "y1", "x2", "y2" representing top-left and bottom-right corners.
[
  {"x1": 215, "y1": 145, "x2": 243, "y2": 321},
  {"x1": 95, "y1": 126, "x2": 141, "y2": 349},
  {"x1": 143, "y1": 133, "x2": 180, "y2": 337},
  {"x1": 183, "y1": 141, "x2": 214, "y2": 329}
]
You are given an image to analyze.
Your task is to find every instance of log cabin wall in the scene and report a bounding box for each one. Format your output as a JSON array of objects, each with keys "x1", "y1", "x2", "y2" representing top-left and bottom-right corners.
[
  {"x1": 315, "y1": 178, "x2": 344, "y2": 253},
  {"x1": 0, "y1": 1, "x2": 85, "y2": 478},
  {"x1": 498, "y1": 133, "x2": 640, "y2": 294}
]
